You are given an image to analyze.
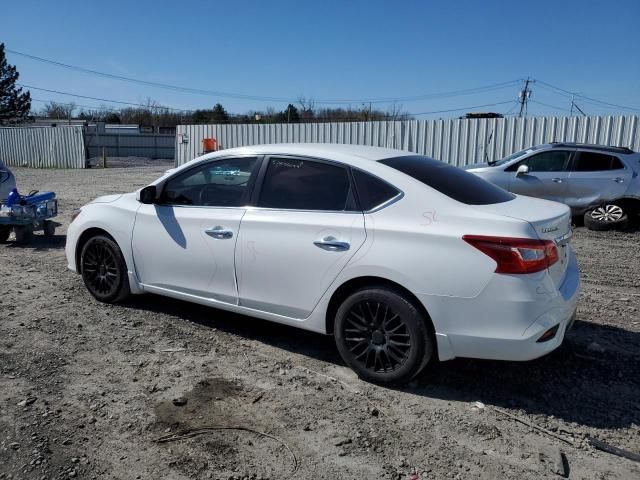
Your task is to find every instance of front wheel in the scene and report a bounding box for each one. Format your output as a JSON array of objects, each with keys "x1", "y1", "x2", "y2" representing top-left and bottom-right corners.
[
  {"x1": 584, "y1": 204, "x2": 629, "y2": 231},
  {"x1": 334, "y1": 287, "x2": 434, "y2": 385},
  {"x1": 80, "y1": 235, "x2": 130, "y2": 303}
]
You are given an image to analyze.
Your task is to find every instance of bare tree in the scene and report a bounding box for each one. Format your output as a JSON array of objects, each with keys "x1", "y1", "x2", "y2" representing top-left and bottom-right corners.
[
  {"x1": 297, "y1": 96, "x2": 315, "y2": 121},
  {"x1": 42, "y1": 102, "x2": 76, "y2": 122}
]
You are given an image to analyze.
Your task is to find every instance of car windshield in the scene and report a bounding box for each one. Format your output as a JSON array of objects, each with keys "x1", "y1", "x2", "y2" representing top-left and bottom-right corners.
[
  {"x1": 492, "y1": 146, "x2": 541, "y2": 166},
  {"x1": 380, "y1": 155, "x2": 514, "y2": 205}
]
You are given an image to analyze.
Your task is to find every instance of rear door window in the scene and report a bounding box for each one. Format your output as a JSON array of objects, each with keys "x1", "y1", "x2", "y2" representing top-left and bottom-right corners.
[
  {"x1": 258, "y1": 157, "x2": 356, "y2": 211},
  {"x1": 380, "y1": 155, "x2": 514, "y2": 205},
  {"x1": 505, "y1": 151, "x2": 571, "y2": 172},
  {"x1": 571, "y1": 152, "x2": 625, "y2": 171}
]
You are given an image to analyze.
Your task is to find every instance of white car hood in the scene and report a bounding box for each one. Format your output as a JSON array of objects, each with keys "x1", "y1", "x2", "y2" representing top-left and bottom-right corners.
[{"x1": 90, "y1": 194, "x2": 123, "y2": 204}]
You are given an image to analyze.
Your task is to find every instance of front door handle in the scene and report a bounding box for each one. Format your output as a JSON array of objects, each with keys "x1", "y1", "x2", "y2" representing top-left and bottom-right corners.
[
  {"x1": 204, "y1": 226, "x2": 233, "y2": 239},
  {"x1": 551, "y1": 177, "x2": 563, "y2": 183},
  {"x1": 613, "y1": 177, "x2": 625, "y2": 183},
  {"x1": 314, "y1": 236, "x2": 350, "y2": 252}
]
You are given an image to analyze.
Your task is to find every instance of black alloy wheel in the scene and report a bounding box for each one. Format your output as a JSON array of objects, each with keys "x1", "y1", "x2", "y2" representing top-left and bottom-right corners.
[
  {"x1": 80, "y1": 235, "x2": 130, "y2": 303},
  {"x1": 334, "y1": 287, "x2": 433, "y2": 385}
]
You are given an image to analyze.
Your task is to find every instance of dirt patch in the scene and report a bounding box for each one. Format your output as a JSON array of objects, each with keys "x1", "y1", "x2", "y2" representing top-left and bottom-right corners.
[
  {"x1": 0, "y1": 165, "x2": 639, "y2": 479},
  {"x1": 154, "y1": 377, "x2": 243, "y2": 428}
]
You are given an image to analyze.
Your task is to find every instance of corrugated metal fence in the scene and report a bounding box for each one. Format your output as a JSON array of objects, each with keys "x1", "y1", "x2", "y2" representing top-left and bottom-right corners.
[
  {"x1": 86, "y1": 132, "x2": 175, "y2": 159},
  {"x1": 0, "y1": 126, "x2": 87, "y2": 168},
  {"x1": 175, "y1": 115, "x2": 639, "y2": 166}
]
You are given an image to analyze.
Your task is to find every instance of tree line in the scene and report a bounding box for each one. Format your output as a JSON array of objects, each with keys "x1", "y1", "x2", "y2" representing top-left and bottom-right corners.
[{"x1": 38, "y1": 99, "x2": 411, "y2": 127}]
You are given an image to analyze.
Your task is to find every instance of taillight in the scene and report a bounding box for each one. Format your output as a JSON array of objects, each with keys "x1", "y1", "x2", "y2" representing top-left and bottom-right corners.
[{"x1": 463, "y1": 235, "x2": 559, "y2": 274}]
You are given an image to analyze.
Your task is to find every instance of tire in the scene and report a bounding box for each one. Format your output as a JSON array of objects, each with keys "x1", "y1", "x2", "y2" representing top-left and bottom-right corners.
[
  {"x1": 0, "y1": 226, "x2": 10, "y2": 243},
  {"x1": 334, "y1": 286, "x2": 434, "y2": 385},
  {"x1": 80, "y1": 235, "x2": 130, "y2": 303},
  {"x1": 43, "y1": 220, "x2": 56, "y2": 237},
  {"x1": 14, "y1": 225, "x2": 34, "y2": 244},
  {"x1": 584, "y1": 204, "x2": 629, "y2": 231}
]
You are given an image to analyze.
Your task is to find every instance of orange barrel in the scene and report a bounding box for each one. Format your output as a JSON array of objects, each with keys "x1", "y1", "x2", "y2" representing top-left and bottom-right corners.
[{"x1": 202, "y1": 137, "x2": 218, "y2": 152}]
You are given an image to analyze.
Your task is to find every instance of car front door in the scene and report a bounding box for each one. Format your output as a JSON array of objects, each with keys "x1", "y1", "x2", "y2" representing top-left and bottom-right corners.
[
  {"x1": 566, "y1": 151, "x2": 632, "y2": 211},
  {"x1": 506, "y1": 150, "x2": 573, "y2": 203},
  {"x1": 131, "y1": 156, "x2": 260, "y2": 303},
  {"x1": 235, "y1": 156, "x2": 366, "y2": 319}
]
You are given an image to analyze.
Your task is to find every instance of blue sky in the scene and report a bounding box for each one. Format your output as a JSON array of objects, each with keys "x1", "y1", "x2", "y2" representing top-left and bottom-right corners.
[{"x1": 3, "y1": 0, "x2": 639, "y2": 118}]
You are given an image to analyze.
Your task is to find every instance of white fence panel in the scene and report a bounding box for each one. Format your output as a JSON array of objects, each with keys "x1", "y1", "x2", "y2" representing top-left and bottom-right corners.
[
  {"x1": 0, "y1": 126, "x2": 86, "y2": 168},
  {"x1": 175, "y1": 115, "x2": 639, "y2": 166}
]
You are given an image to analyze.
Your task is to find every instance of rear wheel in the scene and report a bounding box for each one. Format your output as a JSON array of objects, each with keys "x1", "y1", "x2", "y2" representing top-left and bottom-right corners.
[
  {"x1": 80, "y1": 235, "x2": 130, "y2": 303},
  {"x1": 14, "y1": 225, "x2": 33, "y2": 244},
  {"x1": 0, "y1": 226, "x2": 10, "y2": 243},
  {"x1": 334, "y1": 287, "x2": 433, "y2": 385},
  {"x1": 584, "y1": 204, "x2": 629, "y2": 231},
  {"x1": 43, "y1": 220, "x2": 56, "y2": 237}
]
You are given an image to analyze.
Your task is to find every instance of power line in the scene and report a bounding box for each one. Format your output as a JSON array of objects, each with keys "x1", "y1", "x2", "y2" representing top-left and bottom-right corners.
[
  {"x1": 31, "y1": 97, "x2": 118, "y2": 111},
  {"x1": 6, "y1": 47, "x2": 521, "y2": 105},
  {"x1": 535, "y1": 79, "x2": 640, "y2": 112},
  {"x1": 529, "y1": 99, "x2": 573, "y2": 113},
  {"x1": 23, "y1": 83, "x2": 514, "y2": 118},
  {"x1": 409, "y1": 100, "x2": 513, "y2": 116},
  {"x1": 503, "y1": 101, "x2": 521, "y2": 116},
  {"x1": 18, "y1": 84, "x2": 188, "y2": 111}
]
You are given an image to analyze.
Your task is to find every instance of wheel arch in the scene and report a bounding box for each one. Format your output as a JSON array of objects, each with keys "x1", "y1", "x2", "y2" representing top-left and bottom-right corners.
[
  {"x1": 615, "y1": 197, "x2": 640, "y2": 215},
  {"x1": 75, "y1": 227, "x2": 117, "y2": 274},
  {"x1": 325, "y1": 276, "x2": 437, "y2": 347}
]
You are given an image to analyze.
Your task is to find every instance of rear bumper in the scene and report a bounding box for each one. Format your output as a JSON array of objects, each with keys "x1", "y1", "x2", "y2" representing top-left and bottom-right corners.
[{"x1": 426, "y1": 248, "x2": 581, "y2": 362}]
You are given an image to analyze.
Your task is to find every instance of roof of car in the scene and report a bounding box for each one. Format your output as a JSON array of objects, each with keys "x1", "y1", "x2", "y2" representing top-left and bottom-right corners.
[
  {"x1": 199, "y1": 143, "x2": 416, "y2": 162},
  {"x1": 547, "y1": 142, "x2": 634, "y2": 154}
]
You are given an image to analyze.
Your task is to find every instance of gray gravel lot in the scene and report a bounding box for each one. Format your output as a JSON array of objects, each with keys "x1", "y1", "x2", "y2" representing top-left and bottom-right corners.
[{"x1": 1, "y1": 165, "x2": 639, "y2": 480}]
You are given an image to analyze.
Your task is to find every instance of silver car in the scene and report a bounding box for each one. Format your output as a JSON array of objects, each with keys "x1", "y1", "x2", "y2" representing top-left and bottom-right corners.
[
  {"x1": 464, "y1": 143, "x2": 640, "y2": 230},
  {"x1": 0, "y1": 159, "x2": 17, "y2": 201}
]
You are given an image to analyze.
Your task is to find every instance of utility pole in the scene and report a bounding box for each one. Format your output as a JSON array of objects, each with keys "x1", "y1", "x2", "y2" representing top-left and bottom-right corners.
[
  {"x1": 570, "y1": 95, "x2": 574, "y2": 116},
  {"x1": 570, "y1": 95, "x2": 586, "y2": 117},
  {"x1": 518, "y1": 78, "x2": 534, "y2": 117}
]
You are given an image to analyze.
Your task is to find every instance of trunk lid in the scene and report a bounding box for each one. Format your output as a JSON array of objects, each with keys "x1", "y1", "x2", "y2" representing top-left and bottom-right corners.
[{"x1": 475, "y1": 195, "x2": 572, "y2": 288}]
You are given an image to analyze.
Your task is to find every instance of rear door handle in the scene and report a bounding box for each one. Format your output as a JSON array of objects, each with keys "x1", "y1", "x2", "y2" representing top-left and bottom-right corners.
[
  {"x1": 204, "y1": 226, "x2": 233, "y2": 239},
  {"x1": 613, "y1": 177, "x2": 624, "y2": 183},
  {"x1": 314, "y1": 236, "x2": 350, "y2": 252},
  {"x1": 551, "y1": 177, "x2": 563, "y2": 183}
]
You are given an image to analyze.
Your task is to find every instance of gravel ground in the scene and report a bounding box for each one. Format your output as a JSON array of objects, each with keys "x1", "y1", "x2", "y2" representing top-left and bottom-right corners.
[{"x1": 1, "y1": 165, "x2": 638, "y2": 480}]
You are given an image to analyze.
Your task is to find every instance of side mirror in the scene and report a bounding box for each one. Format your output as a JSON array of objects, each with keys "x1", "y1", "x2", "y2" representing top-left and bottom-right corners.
[
  {"x1": 137, "y1": 185, "x2": 157, "y2": 204},
  {"x1": 516, "y1": 164, "x2": 529, "y2": 176}
]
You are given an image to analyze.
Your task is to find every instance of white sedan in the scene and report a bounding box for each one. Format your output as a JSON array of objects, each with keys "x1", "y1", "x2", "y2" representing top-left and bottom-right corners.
[{"x1": 66, "y1": 144, "x2": 580, "y2": 384}]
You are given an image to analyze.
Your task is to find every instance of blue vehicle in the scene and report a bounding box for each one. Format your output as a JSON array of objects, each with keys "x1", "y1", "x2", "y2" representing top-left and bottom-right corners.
[{"x1": 0, "y1": 188, "x2": 59, "y2": 243}]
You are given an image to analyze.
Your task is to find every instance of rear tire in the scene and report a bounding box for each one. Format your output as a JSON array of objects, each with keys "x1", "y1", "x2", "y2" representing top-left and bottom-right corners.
[
  {"x1": 14, "y1": 225, "x2": 33, "y2": 244},
  {"x1": 584, "y1": 204, "x2": 629, "y2": 231},
  {"x1": 80, "y1": 235, "x2": 130, "y2": 303},
  {"x1": 334, "y1": 286, "x2": 434, "y2": 385},
  {"x1": 0, "y1": 226, "x2": 10, "y2": 243},
  {"x1": 43, "y1": 220, "x2": 56, "y2": 237}
]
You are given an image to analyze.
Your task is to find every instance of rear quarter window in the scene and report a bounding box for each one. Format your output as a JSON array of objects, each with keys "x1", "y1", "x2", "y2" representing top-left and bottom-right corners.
[
  {"x1": 352, "y1": 169, "x2": 400, "y2": 211},
  {"x1": 379, "y1": 155, "x2": 514, "y2": 205}
]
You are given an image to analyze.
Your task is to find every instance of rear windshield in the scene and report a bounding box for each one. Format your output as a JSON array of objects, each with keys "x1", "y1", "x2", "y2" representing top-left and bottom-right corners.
[{"x1": 379, "y1": 155, "x2": 515, "y2": 205}]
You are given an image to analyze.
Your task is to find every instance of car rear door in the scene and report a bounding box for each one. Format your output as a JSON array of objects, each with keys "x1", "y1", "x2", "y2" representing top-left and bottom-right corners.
[
  {"x1": 506, "y1": 150, "x2": 574, "y2": 203},
  {"x1": 235, "y1": 156, "x2": 366, "y2": 319},
  {"x1": 566, "y1": 150, "x2": 632, "y2": 210},
  {"x1": 132, "y1": 156, "x2": 260, "y2": 303}
]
